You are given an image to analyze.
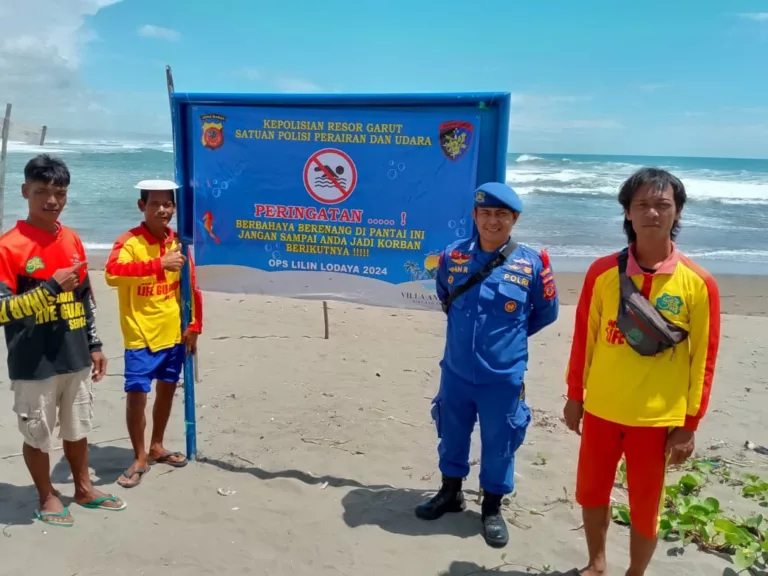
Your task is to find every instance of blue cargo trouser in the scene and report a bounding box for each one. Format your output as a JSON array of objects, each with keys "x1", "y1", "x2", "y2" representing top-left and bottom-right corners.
[{"x1": 430, "y1": 367, "x2": 531, "y2": 495}]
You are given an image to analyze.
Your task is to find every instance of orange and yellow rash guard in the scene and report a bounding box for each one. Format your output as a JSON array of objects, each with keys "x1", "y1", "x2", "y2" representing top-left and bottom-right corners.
[
  {"x1": 565, "y1": 246, "x2": 720, "y2": 431},
  {"x1": 105, "y1": 224, "x2": 202, "y2": 352}
]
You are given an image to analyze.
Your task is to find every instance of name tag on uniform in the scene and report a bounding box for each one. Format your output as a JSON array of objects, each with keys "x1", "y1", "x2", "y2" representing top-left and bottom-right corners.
[{"x1": 502, "y1": 273, "x2": 530, "y2": 288}]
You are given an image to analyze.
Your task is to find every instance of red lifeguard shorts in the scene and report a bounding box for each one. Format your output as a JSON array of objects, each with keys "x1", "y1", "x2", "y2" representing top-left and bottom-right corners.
[{"x1": 575, "y1": 411, "x2": 669, "y2": 540}]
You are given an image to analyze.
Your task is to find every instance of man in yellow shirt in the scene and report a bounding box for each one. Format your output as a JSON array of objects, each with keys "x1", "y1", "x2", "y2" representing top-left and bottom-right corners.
[
  {"x1": 105, "y1": 180, "x2": 203, "y2": 488},
  {"x1": 563, "y1": 168, "x2": 720, "y2": 576}
]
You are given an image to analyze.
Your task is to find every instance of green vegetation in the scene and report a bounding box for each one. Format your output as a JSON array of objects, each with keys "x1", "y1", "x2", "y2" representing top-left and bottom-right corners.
[{"x1": 611, "y1": 457, "x2": 768, "y2": 573}]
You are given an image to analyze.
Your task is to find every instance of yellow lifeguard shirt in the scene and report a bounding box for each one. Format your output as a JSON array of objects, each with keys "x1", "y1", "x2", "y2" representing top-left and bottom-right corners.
[
  {"x1": 565, "y1": 245, "x2": 720, "y2": 430},
  {"x1": 105, "y1": 224, "x2": 202, "y2": 351}
]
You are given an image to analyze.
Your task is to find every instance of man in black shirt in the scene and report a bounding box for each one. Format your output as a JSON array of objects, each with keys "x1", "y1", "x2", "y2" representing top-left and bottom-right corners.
[{"x1": 0, "y1": 155, "x2": 126, "y2": 526}]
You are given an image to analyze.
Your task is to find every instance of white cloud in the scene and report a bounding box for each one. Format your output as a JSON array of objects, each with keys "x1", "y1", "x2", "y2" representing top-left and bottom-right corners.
[
  {"x1": 738, "y1": 13, "x2": 768, "y2": 21},
  {"x1": 509, "y1": 92, "x2": 621, "y2": 133},
  {"x1": 511, "y1": 93, "x2": 593, "y2": 105},
  {"x1": 137, "y1": 25, "x2": 181, "y2": 42},
  {"x1": 638, "y1": 83, "x2": 671, "y2": 93},
  {"x1": 235, "y1": 67, "x2": 262, "y2": 81},
  {"x1": 558, "y1": 119, "x2": 624, "y2": 130},
  {"x1": 274, "y1": 77, "x2": 322, "y2": 93},
  {"x1": 0, "y1": 0, "x2": 125, "y2": 134}
]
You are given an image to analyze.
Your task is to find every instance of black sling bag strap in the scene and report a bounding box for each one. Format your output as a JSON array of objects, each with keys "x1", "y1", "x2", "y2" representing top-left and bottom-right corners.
[
  {"x1": 441, "y1": 241, "x2": 518, "y2": 314},
  {"x1": 615, "y1": 247, "x2": 689, "y2": 356}
]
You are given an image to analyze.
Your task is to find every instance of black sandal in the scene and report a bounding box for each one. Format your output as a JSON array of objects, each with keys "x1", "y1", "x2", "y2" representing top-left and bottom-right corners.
[
  {"x1": 149, "y1": 451, "x2": 188, "y2": 468},
  {"x1": 117, "y1": 466, "x2": 149, "y2": 488}
]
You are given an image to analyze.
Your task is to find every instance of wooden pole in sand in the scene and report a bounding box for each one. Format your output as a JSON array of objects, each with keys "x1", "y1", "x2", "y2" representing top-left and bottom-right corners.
[
  {"x1": 39, "y1": 126, "x2": 47, "y2": 146},
  {"x1": 323, "y1": 301, "x2": 330, "y2": 339},
  {"x1": 0, "y1": 103, "x2": 11, "y2": 234}
]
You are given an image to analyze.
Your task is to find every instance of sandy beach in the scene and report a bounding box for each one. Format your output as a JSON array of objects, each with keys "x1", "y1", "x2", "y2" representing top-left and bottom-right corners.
[{"x1": 1, "y1": 268, "x2": 767, "y2": 576}]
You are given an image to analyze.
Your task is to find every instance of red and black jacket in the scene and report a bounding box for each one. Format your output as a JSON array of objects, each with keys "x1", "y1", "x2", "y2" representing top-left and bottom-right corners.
[{"x1": 0, "y1": 221, "x2": 102, "y2": 381}]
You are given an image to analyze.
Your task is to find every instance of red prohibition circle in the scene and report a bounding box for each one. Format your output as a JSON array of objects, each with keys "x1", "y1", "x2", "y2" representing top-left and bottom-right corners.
[{"x1": 303, "y1": 148, "x2": 358, "y2": 205}]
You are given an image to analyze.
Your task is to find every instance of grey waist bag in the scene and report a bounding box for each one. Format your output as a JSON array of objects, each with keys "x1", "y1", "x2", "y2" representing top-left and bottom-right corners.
[{"x1": 615, "y1": 248, "x2": 689, "y2": 357}]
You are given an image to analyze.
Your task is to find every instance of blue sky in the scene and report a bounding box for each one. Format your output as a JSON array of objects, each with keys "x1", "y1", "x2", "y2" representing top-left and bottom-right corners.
[{"x1": 3, "y1": 0, "x2": 767, "y2": 157}]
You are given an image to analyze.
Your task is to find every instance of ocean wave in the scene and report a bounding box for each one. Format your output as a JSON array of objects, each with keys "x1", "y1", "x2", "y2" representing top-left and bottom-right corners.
[
  {"x1": 83, "y1": 243, "x2": 113, "y2": 251},
  {"x1": 687, "y1": 248, "x2": 768, "y2": 261},
  {"x1": 6, "y1": 141, "x2": 76, "y2": 154},
  {"x1": 506, "y1": 167, "x2": 768, "y2": 204},
  {"x1": 8, "y1": 139, "x2": 173, "y2": 154},
  {"x1": 514, "y1": 154, "x2": 544, "y2": 163},
  {"x1": 528, "y1": 244, "x2": 768, "y2": 262},
  {"x1": 513, "y1": 184, "x2": 617, "y2": 196}
]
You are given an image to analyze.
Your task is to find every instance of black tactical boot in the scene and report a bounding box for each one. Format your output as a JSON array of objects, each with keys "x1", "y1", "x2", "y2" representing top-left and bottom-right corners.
[
  {"x1": 481, "y1": 492, "x2": 509, "y2": 548},
  {"x1": 415, "y1": 475, "x2": 466, "y2": 520}
]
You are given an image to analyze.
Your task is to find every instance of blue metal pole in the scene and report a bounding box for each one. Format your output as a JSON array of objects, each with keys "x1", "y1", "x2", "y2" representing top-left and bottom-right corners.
[
  {"x1": 166, "y1": 65, "x2": 197, "y2": 461},
  {"x1": 180, "y1": 247, "x2": 196, "y2": 461}
]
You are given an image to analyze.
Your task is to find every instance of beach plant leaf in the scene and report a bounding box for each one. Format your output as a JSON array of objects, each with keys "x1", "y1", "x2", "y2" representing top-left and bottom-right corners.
[
  {"x1": 610, "y1": 459, "x2": 768, "y2": 569},
  {"x1": 703, "y1": 497, "x2": 720, "y2": 514},
  {"x1": 611, "y1": 503, "x2": 631, "y2": 526},
  {"x1": 679, "y1": 472, "x2": 706, "y2": 494},
  {"x1": 734, "y1": 548, "x2": 756, "y2": 571}
]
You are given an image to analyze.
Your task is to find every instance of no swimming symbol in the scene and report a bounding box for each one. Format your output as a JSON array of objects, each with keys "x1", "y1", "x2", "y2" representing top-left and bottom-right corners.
[{"x1": 303, "y1": 148, "x2": 358, "y2": 205}]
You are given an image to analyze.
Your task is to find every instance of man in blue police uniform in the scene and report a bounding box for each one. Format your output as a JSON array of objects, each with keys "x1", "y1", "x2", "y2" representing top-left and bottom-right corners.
[{"x1": 415, "y1": 182, "x2": 559, "y2": 548}]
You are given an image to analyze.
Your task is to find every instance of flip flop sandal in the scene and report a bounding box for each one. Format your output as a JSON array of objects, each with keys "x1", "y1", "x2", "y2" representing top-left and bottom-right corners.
[
  {"x1": 117, "y1": 466, "x2": 149, "y2": 488},
  {"x1": 34, "y1": 506, "x2": 74, "y2": 528},
  {"x1": 78, "y1": 494, "x2": 127, "y2": 511},
  {"x1": 149, "y1": 451, "x2": 188, "y2": 468}
]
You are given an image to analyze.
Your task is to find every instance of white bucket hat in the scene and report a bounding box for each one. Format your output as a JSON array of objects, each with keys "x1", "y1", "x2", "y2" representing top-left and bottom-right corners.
[{"x1": 134, "y1": 179, "x2": 180, "y2": 190}]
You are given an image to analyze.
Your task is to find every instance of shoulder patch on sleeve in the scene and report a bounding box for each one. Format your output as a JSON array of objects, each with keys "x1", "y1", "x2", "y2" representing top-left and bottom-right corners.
[
  {"x1": 538, "y1": 249, "x2": 556, "y2": 299},
  {"x1": 539, "y1": 248, "x2": 551, "y2": 268}
]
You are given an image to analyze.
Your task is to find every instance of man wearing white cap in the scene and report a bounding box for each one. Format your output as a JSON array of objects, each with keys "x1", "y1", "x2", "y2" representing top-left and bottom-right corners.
[{"x1": 105, "y1": 180, "x2": 203, "y2": 488}]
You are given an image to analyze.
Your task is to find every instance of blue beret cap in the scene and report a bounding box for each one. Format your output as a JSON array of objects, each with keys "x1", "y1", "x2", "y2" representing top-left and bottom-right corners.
[{"x1": 473, "y1": 182, "x2": 523, "y2": 213}]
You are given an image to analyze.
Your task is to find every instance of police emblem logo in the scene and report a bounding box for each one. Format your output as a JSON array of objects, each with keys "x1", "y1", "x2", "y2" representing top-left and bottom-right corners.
[
  {"x1": 543, "y1": 283, "x2": 557, "y2": 300},
  {"x1": 449, "y1": 250, "x2": 471, "y2": 265},
  {"x1": 448, "y1": 275, "x2": 454, "y2": 285},
  {"x1": 475, "y1": 191, "x2": 486, "y2": 204},
  {"x1": 439, "y1": 120, "x2": 474, "y2": 161},
  {"x1": 504, "y1": 300, "x2": 517, "y2": 313},
  {"x1": 201, "y1": 113, "x2": 226, "y2": 150}
]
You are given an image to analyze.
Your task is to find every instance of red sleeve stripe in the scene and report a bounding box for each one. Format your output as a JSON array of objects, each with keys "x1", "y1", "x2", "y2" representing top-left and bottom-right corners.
[
  {"x1": 105, "y1": 231, "x2": 161, "y2": 278},
  {"x1": 680, "y1": 255, "x2": 721, "y2": 422},
  {"x1": 566, "y1": 253, "x2": 619, "y2": 398}
]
